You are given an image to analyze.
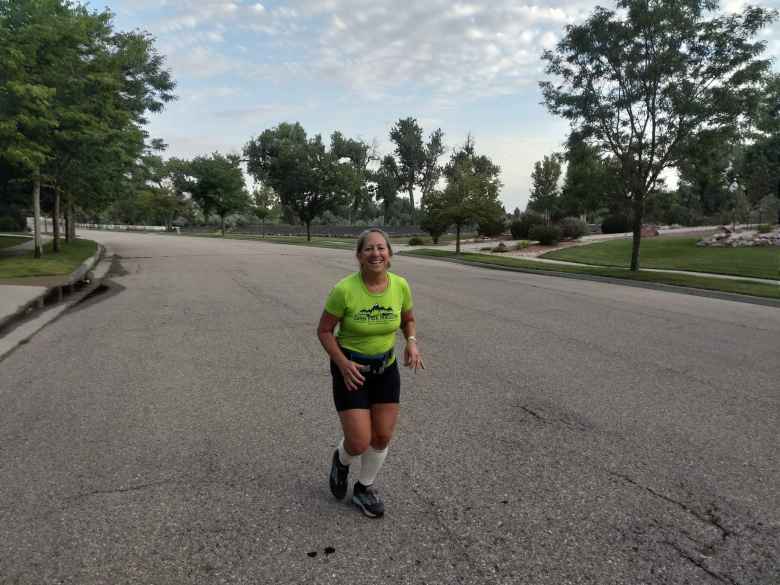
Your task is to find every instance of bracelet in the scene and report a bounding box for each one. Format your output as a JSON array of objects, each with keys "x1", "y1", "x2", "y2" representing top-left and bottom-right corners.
[{"x1": 406, "y1": 336, "x2": 417, "y2": 343}]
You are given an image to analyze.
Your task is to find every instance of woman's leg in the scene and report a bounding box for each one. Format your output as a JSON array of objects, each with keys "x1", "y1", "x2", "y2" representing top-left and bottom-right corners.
[
  {"x1": 330, "y1": 408, "x2": 371, "y2": 500},
  {"x1": 338, "y1": 408, "x2": 372, "y2": 456},
  {"x1": 370, "y1": 403, "x2": 399, "y2": 450},
  {"x1": 355, "y1": 403, "x2": 399, "y2": 487}
]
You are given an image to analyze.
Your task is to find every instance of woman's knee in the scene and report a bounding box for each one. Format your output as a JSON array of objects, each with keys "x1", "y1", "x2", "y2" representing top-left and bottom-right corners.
[
  {"x1": 370, "y1": 431, "x2": 393, "y2": 450},
  {"x1": 344, "y1": 436, "x2": 371, "y2": 455}
]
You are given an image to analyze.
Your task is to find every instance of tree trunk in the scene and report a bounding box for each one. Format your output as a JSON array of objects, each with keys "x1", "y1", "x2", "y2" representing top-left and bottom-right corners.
[
  {"x1": 53, "y1": 191, "x2": 61, "y2": 253},
  {"x1": 32, "y1": 175, "x2": 42, "y2": 258},
  {"x1": 306, "y1": 220, "x2": 311, "y2": 241},
  {"x1": 261, "y1": 219, "x2": 265, "y2": 238},
  {"x1": 629, "y1": 195, "x2": 644, "y2": 272},
  {"x1": 66, "y1": 200, "x2": 75, "y2": 242},
  {"x1": 408, "y1": 187, "x2": 416, "y2": 223},
  {"x1": 64, "y1": 196, "x2": 71, "y2": 243},
  {"x1": 220, "y1": 215, "x2": 225, "y2": 237},
  {"x1": 456, "y1": 224, "x2": 461, "y2": 254}
]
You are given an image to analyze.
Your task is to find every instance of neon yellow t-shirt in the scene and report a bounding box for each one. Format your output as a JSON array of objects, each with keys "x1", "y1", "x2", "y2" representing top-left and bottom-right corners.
[{"x1": 324, "y1": 271, "x2": 413, "y2": 357}]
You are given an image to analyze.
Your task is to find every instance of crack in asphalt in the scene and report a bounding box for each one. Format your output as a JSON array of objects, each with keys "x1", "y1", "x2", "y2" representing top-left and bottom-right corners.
[
  {"x1": 64, "y1": 478, "x2": 177, "y2": 503},
  {"x1": 518, "y1": 405, "x2": 593, "y2": 432},
  {"x1": 663, "y1": 539, "x2": 739, "y2": 585},
  {"x1": 607, "y1": 471, "x2": 732, "y2": 541},
  {"x1": 398, "y1": 466, "x2": 492, "y2": 584}
]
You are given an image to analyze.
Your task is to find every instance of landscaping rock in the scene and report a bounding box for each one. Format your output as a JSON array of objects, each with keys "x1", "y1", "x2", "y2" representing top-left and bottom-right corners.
[{"x1": 697, "y1": 226, "x2": 780, "y2": 247}]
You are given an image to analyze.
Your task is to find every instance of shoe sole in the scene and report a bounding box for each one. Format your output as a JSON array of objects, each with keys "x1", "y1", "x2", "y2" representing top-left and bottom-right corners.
[{"x1": 352, "y1": 495, "x2": 384, "y2": 518}]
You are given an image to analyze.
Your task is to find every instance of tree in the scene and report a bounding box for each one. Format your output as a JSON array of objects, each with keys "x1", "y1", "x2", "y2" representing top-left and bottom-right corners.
[
  {"x1": 560, "y1": 135, "x2": 621, "y2": 221},
  {"x1": 244, "y1": 122, "x2": 350, "y2": 240},
  {"x1": 252, "y1": 183, "x2": 278, "y2": 236},
  {"x1": 389, "y1": 117, "x2": 444, "y2": 220},
  {"x1": 373, "y1": 155, "x2": 400, "y2": 224},
  {"x1": 418, "y1": 190, "x2": 450, "y2": 244},
  {"x1": 528, "y1": 154, "x2": 562, "y2": 223},
  {"x1": 331, "y1": 131, "x2": 373, "y2": 224},
  {"x1": 0, "y1": 0, "x2": 65, "y2": 256},
  {"x1": 541, "y1": 0, "x2": 777, "y2": 270},
  {"x1": 187, "y1": 153, "x2": 248, "y2": 236},
  {"x1": 0, "y1": 0, "x2": 175, "y2": 253},
  {"x1": 676, "y1": 129, "x2": 734, "y2": 216},
  {"x1": 439, "y1": 136, "x2": 503, "y2": 253}
]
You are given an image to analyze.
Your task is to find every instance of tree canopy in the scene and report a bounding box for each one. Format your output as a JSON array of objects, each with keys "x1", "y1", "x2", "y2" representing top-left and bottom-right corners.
[
  {"x1": 0, "y1": 0, "x2": 175, "y2": 254},
  {"x1": 244, "y1": 123, "x2": 352, "y2": 240}
]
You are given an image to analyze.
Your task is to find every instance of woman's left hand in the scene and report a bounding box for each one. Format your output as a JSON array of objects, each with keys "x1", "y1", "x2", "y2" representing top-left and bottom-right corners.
[{"x1": 404, "y1": 340, "x2": 425, "y2": 372}]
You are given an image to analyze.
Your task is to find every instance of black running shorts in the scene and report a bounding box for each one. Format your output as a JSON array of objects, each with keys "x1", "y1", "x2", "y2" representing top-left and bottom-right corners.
[{"x1": 331, "y1": 359, "x2": 401, "y2": 411}]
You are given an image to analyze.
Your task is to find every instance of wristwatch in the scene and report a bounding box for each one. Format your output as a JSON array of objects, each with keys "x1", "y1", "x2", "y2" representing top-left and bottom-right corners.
[{"x1": 406, "y1": 336, "x2": 417, "y2": 343}]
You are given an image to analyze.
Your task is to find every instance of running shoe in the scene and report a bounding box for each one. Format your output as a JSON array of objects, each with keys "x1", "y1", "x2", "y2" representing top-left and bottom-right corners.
[
  {"x1": 329, "y1": 449, "x2": 349, "y2": 500},
  {"x1": 352, "y1": 481, "x2": 385, "y2": 518}
]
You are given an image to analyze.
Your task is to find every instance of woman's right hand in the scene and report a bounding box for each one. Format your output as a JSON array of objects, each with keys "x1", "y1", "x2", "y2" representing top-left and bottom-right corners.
[{"x1": 338, "y1": 360, "x2": 366, "y2": 391}]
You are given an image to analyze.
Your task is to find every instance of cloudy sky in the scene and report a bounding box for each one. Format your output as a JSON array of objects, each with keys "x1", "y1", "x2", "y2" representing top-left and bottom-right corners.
[{"x1": 90, "y1": 0, "x2": 779, "y2": 211}]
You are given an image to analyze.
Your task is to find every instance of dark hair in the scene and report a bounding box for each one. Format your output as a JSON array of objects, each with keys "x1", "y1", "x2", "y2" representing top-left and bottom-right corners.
[{"x1": 356, "y1": 228, "x2": 393, "y2": 256}]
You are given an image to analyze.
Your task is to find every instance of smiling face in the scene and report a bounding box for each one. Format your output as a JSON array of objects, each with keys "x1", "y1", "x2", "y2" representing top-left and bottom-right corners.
[{"x1": 357, "y1": 231, "x2": 392, "y2": 275}]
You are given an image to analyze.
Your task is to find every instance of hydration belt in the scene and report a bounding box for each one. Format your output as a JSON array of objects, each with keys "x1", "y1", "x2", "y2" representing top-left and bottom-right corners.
[{"x1": 341, "y1": 347, "x2": 395, "y2": 375}]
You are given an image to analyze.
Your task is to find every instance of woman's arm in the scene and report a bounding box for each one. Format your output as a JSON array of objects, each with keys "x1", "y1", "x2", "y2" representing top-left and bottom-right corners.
[
  {"x1": 317, "y1": 310, "x2": 365, "y2": 390},
  {"x1": 401, "y1": 309, "x2": 424, "y2": 372}
]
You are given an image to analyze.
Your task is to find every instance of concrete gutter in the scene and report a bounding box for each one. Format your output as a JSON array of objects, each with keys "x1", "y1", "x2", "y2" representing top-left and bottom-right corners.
[{"x1": 0, "y1": 245, "x2": 111, "y2": 359}]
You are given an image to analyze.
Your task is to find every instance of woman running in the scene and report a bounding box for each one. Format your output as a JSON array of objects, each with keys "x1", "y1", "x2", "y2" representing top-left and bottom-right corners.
[{"x1": 317, "y1": 227, "x2": 424, "y2": 517}]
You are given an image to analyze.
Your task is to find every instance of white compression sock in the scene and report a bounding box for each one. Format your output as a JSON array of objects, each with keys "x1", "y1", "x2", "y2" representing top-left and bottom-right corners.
[
  {"x1": 358, "y1": 446, "x2": 388, "y2": 486},
  {"x1": 338, "y1": 439, "x2": 357, "y2": 466}
]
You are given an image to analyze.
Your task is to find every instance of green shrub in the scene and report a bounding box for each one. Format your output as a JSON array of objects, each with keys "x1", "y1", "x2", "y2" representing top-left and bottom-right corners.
[
  {"x1": 513, "y1": 240, "x2": 529, "y2": 250},
  {"x1": 529, "y1": 224, "x2": 562, "y2": 246},
  {"x1": 601, "y1": 214, "x2": 630, "y2": 234},
  {"x1": 559, "y1": 217, "x2": 588, "y2": 240},
  {"x1": 408, "y1": 236, "x2": 426, "y2": 246},
  {"x1": 510, "y1": 212, "x2": 545, "y2": 239},
  {"x1": 757, "y1": 224, "x2": 772, "y2": 234}
]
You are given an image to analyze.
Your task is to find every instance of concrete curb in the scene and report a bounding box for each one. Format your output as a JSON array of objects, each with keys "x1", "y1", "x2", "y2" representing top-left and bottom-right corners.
[
  {"x1": 401, "y1": 253, "x2": 780, "y2": 309},
  {"x1": 0, "y1": 244, "x2": 106, "y2": 334}
]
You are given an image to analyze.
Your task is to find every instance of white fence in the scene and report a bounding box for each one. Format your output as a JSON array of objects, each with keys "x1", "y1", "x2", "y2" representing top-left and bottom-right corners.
[
  {"x1": 77, "y1": 223, "x2": 168, "y2": 232},
  {"x1": 26, "y1": 217, "x2": 169, "y2": 233}
]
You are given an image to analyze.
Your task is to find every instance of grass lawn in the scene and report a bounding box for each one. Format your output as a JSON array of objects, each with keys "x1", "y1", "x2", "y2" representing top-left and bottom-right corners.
[
  {"x1": 541, "y1": 236, "x2": 779, "y2": 280},
  {"x1": 403, "y1": 249, "x2": 780, "y2": 300},
  {"x1": 0, "y1": 238, "x2": 98, "y2": 279},
  {"x1": 0, "y1": 235, "x2": 31, "y2": 250}
]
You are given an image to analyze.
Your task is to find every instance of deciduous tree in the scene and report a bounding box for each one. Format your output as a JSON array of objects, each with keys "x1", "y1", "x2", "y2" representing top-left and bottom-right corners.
[
  {"x1": 244, "y1": 123, "x2": 350, "y2": 240},
  {"x1": 541, "y1": 0, "x2": 777, "y2": 270},
  {"x1": 389, "y1": 117, "x2": 444, "y2": 220},
  {"x1": 439, "y1": 136, "x2": 503, "y2": 253},
  {"x1": 187, "y1": 153, "x2": 248, "y2": 236}
]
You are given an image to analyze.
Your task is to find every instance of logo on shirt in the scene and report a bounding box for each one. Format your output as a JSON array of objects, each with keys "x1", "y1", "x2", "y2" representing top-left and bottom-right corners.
[{"x1": 354, "y1": 304, "x2": 396, "y2": 322}]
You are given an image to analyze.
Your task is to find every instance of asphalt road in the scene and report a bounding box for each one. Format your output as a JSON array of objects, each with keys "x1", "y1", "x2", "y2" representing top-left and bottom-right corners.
[{"x1": 1, "y1": 231, "x2": 778, "y2": 585}]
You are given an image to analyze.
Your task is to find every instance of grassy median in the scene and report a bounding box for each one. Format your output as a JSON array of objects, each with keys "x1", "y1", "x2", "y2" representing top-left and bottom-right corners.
[
  {"x1": 0, "y1": 238, "x2": 98, "y2": 279},
  {"x1": 403, "y1": 249, "x2": 780, "y2": 300},
  {"x1": 541, "y1": 236, "x2": 779, "y2": 280}
]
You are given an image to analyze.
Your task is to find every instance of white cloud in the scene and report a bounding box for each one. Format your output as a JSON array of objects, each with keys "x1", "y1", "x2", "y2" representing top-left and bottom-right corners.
[{"x1": 165, "y1": 45, "x2": 237, "y2": 78}]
